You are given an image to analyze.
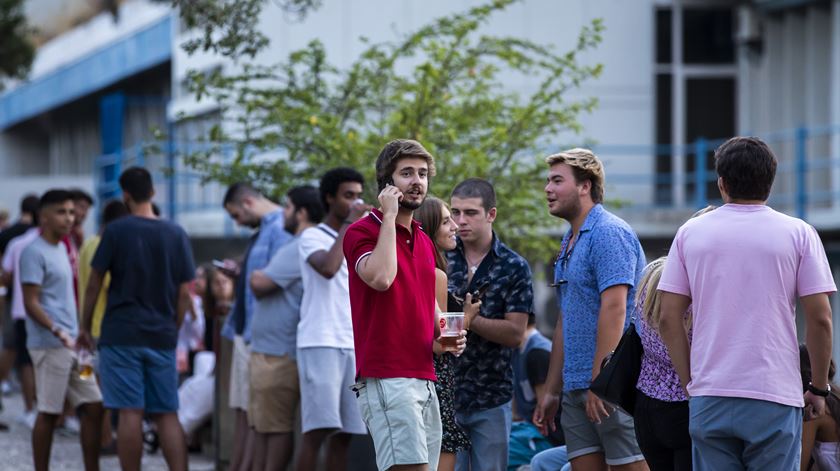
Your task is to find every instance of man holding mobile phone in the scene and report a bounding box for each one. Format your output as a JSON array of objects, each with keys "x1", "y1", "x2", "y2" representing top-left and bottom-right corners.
[
  {"x1": 344, "y1": 139, "x2": 461, "y2": 471},
  {"x1": 447, "y1": 178, "x2": 535, "y2": 471}
]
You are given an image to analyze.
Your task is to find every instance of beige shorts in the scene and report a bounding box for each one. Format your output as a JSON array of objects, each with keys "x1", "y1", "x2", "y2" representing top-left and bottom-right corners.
[
  {"x1": 248, "y1": 352, "x2": 299, "y2": 433},
  {"x1": 30, "y1": 347, "x2": 102, "y2": 414},
  {"x1": 354, "y1": 377, "x2": 442, "y2": 471},
  {"x1": 229, "y1": 336, "x2": 250, "y2": 410}
]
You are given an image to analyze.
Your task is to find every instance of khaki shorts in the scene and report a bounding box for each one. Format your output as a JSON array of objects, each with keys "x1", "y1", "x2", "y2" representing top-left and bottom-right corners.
[
  {"x1": 229, "y1": 335, "x2": 250, "y2": 410},
  {"x1": 561, "y1": 389, "x2": 644, "y2": 466},
  {"x1": 248, "y1": 352, "x2": 299, "y2": 433},
  {"x1": 30, "y1": 347, "x2": 102, "y2": 414},
  {"x1": 354, "y1": 377, "x2": 441, "y2": 471}
]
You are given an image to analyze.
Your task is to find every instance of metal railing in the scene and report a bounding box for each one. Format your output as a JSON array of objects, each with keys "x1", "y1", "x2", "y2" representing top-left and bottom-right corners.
[{"x1": 94, "y1": 124, "x2": 840, "y2": 236}]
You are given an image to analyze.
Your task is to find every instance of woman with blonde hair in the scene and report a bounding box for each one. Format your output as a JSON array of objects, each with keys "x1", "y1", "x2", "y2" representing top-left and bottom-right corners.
[
  {"x1": 415, "y1": 196, "x2": 479, "y2": 471},
  {"x1": 632, "y1": 257, "x2": 692, "y2": 470}
]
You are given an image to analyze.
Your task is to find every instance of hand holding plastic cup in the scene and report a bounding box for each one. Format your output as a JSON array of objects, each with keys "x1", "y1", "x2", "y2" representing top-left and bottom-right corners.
[
  {"x1": 78, "y1": 349, "x2": 94, "y2": 380},
  {"x1": 439, "y1": 312, "x2": 465, "y2": 351}
]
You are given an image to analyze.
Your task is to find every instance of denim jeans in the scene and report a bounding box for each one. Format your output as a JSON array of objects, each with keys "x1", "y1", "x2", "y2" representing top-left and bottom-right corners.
[
  {"x1": 455, "y1": 401, "x2": 512, "y2": 471},
  {"x1": 689, "y1": 396, "x2": 801, "y2": 471},
  {"x1": 530, "y1": 446, "x2": 572, "y2": 471}
]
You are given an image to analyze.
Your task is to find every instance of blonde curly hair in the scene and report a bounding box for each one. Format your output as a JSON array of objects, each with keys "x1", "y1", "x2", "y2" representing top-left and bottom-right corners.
[{"x1": 545, "y1": 148, "x2": 605, "y2": 204}]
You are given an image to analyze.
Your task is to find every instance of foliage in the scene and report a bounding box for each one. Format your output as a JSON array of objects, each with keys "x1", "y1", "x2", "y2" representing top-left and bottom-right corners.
[
  {"x1": 163, "y1": 0, "x2": 322, "y2": 58},
  {"x1": 0, "y1": 0, "x2": 35, "y2": 89},
  {"x1": 178, "y1": 0, "x2": 603, "y2": 261}
]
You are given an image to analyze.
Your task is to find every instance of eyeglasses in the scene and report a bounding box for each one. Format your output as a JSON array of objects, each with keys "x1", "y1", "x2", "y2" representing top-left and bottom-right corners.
[{"x1": 549, "y1": 236, "x2": 575, "y2": 288}]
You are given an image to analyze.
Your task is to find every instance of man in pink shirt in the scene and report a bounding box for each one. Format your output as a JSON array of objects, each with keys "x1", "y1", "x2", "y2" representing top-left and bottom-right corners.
[{"x1": 658, "y1": 136, "x2": 836, "y2": 470}]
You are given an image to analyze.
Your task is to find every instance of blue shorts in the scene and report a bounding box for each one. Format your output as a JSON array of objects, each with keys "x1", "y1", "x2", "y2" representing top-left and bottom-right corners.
[{"x1": 98, "y1": 345, "x2": 178, "y2": 413}]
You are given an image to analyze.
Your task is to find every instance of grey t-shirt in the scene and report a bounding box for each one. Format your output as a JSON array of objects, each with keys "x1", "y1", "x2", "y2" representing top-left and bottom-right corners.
[
  {"x1": 19, "y1": 236, "x2": 77, "y2": 349},
  {"x1": 250, "y1": 237, "x2": 303, "y2": 357}
]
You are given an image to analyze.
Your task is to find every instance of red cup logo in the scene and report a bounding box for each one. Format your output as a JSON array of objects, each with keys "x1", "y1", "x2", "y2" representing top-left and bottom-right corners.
[{"x1": 439, "y1": 318, "x2": 446, "y2": 329}]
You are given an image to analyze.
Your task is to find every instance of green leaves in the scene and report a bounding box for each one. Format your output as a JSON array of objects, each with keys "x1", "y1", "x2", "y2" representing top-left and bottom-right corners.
[
  {"x1": 177, "y1": 0, "x2": 603, "y2": 261},
  {"x1": 0, "y1": 0, "x2": 35, "y2": 89}
]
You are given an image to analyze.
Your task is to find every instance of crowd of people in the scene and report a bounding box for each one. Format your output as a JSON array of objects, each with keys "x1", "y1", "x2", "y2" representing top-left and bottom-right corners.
[{"x1": 0, "y1": 135, "x2": 836, "y2": 471}]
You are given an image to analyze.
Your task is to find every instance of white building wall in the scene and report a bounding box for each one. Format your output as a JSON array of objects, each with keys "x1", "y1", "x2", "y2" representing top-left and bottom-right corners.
[{"x1": 171, "y1": 0, "x2": 656, "y2": 206}]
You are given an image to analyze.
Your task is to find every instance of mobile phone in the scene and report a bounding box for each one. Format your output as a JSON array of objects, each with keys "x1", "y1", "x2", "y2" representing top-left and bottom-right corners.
[
  {"x1": 471, "y1": 282, "x2": 490, "y2": 303},
  {"x1": 212, "y1": 259, "x2": 227, "y2": 270}
]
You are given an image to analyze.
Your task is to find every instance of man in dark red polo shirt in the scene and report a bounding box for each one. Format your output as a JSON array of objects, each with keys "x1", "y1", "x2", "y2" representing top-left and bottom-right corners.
[{"x1": 344, "y1": 139, "x2": 463, "y2": 471}]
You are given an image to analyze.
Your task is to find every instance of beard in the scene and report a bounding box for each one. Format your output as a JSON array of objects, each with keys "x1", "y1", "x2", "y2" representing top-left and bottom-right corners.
[
  {"x1": 284, "y1": 218, "x2": 298, "y2": 234},
  {"x1": 400, "y1": 198, "x2": 424, "y2": 211},
  {"x1": 400, "y1": 185, "x2": 426, "y2": 211},
  {"x1": 550, "y1": 196, "x2": 582, "y2": 221}
]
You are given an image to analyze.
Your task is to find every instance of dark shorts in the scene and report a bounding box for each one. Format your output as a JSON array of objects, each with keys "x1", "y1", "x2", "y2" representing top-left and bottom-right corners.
[
  {"x1": 3, "y1": 314, "x2": 32, "y2": 367},
  {"x1": 98, "y1": 345, "x2": 178, "y2": 413}
]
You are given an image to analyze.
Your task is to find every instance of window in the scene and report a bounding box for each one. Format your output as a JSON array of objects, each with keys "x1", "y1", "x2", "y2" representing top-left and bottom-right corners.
[{"x1": 654, "y1": 5, "x2": 736, "y2": 207}]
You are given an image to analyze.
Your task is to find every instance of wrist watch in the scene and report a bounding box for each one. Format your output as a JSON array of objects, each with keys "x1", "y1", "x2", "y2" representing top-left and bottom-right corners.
[{"x1": 808, "y1": 382, "x2": 831, "y2": 397}]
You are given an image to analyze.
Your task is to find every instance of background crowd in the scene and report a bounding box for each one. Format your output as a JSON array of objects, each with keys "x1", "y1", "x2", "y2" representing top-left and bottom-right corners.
[{"x1": 0, "y1": 136, "x2": 836, "y2": 471}]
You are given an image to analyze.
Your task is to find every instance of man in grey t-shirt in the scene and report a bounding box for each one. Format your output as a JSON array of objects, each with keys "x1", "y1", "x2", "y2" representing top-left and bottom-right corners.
[
  {"x1": 20, "y1": 189, "x2": 103, "y2": 471},
  {"x1": 247, "y1": 186, "x2": 321, "y2": 471}
]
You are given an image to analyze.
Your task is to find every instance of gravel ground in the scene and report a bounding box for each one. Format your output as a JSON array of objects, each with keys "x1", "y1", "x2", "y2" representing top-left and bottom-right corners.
[{"x1": 0, "y1": 390, "x2": 215, "y2": 470}]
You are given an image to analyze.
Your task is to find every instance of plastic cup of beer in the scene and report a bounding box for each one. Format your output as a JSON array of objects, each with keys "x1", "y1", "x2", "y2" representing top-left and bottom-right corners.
[
  {"x1": 439, "y1": 312, "x2": 464, "y2": 349},
  {"x1": 78, "y1": 349, "x2": 94, "y2": 380}
]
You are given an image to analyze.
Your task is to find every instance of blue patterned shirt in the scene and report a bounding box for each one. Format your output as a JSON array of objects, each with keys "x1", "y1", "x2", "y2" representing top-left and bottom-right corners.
[
  {"x1": 554, "y1": 204, "x2": 646, "y2": 391},
  {"x1": 447, "y1": 233, "x2": 534, "y2": 412},
  {"x1": 222, "y1": 209, "x2": 292, "y2": 343}
]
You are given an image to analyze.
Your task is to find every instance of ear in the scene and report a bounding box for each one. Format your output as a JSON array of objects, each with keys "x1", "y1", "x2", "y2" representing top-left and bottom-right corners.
[
  {"x1": 717, "y1": 177, "x2": 727, "y2": 197},
  {"x1": 487, "y1": 207, "x2": 497, "y2": 223},
  {"x1": 578, "y1": 178, "x2": 592, "y2": 197}
]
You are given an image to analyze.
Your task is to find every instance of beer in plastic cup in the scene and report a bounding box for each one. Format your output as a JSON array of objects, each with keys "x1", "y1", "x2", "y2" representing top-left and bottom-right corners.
[
  {"x1": 78, "y1": 349, "x2": 94, "y2": 380},
  {"x1": 439, "y1": 312, "x2": 464, "y2": 348}
]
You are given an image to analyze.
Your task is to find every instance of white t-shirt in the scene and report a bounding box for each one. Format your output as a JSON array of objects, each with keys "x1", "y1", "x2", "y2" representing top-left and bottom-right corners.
[{"x1": 297, "y1": 224, "x2": 355, "y2": 349}]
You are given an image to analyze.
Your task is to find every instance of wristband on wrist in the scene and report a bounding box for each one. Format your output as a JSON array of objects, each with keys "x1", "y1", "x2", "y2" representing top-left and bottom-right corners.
[
  {"x1": 50, "y1": 324, "x2": 60, "y2": 336},
  {"x1": 808, "y1": 382, "x2": 831, "y2": 397}
]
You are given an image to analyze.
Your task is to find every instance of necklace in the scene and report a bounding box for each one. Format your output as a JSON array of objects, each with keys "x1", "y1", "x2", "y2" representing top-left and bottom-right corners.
[{"x1": 465, "y1": 249, "x2": 490, "y2": 276}]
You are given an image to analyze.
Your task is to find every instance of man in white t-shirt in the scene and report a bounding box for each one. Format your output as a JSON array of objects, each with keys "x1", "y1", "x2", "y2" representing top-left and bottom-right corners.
[
  {"x1": 295, "y1": 168, "x2": 371, "y2": 471},
  {"x1": 659, "y1": 136, "x2": 836, "y2": 471}
]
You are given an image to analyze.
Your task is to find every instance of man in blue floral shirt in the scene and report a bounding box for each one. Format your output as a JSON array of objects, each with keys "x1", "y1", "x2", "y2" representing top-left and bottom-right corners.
[
  {"x1": 534, "y1": 149, "x2": 647, "y2": 471},
  {"x1": 447, "y1": 178, "x2": 534, "y2": 471}
]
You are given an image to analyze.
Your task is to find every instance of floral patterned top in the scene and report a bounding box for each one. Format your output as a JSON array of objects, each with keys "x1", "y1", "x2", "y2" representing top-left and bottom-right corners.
[{"x1": 635, "y1": 290, "x2": 692, "y2": 402}]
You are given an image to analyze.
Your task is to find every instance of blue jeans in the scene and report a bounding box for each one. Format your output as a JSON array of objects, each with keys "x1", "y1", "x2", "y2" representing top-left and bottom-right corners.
[
  {"x1": 689, "y1": 396, "x2": 802, "y2": 471},
  {"x1": 455, "y1": 401, "x2": 512, "y2": 471},
  {"x1": 530, "y1": 446, "x2": 571, "y2": 471}
]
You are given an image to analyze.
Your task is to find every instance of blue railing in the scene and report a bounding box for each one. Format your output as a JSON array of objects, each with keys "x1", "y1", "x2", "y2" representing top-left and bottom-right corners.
[{"x1": 94, "y1": 124, "x2": 840, "y2": 236}]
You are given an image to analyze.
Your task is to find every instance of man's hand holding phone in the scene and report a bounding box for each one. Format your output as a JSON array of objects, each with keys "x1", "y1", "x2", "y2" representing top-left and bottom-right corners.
[
  {"x1": 378, "y1": 183, "x2": 403, "y2": 218},
  {"x1": 213, "y1": 259, "x2": 240, "y2": 278}
]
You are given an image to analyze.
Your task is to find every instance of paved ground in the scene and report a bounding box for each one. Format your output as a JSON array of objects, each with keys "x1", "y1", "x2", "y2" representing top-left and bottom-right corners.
[{"x1": 0, "y1": 390, "x2": 215, "y2": 471}]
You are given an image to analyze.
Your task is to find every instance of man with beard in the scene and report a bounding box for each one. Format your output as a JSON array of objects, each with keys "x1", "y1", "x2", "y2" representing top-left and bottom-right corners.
[
  {"x1": 222, "y1": 182, "x2": 292, "y2": 471},
  {"x1": 534, "y1": 149, "x2": 648, "y2": 471},
  {"x1": 447, "y1": 178, "x2": 534, "y2": 471},
  {"x1": 344, "y1": 139, "x2": 457, "y2": 471},
  {"x1": 294, "y1": 168, "x2": 370, "y2": 471},
  {"x1": 247, "y1": 185, "x2": 321, "y2": 471}
]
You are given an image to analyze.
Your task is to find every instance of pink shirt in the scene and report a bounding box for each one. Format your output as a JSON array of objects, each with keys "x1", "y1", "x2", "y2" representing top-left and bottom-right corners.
[
  {"x1": 659, "y1": 204, "x2": 836, "y2": 407},
  {"x1": 1, "y1": 228, "x2": 41, "y2": 320}
]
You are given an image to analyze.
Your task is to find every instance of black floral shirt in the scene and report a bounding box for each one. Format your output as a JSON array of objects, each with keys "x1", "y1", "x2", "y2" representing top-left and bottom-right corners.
[{"x1": 446, "y1": 233, "x2": 534, "y2": 412}]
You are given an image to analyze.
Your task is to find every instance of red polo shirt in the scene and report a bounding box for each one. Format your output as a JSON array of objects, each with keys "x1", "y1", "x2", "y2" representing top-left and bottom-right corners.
[{"x1": 343, "y1": 208, "x2": 437, "y2": 381}]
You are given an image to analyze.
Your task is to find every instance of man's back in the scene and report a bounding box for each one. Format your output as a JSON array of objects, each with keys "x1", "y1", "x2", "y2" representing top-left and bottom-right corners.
[
  {"x1": 660, "y1": 203, "x2": 836, "y2": 406},
  {"x1": 92, "y1": 216, "x2": 195, "y2": 350}
]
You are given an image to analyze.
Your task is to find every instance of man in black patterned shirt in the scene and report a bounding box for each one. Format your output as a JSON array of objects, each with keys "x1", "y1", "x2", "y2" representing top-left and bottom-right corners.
[{"x1": 447, "y1": 178, "x2": 534, "y2": 471}]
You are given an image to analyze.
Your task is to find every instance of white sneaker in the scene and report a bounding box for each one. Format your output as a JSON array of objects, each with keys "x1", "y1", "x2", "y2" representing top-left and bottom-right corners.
[
  {"x1": 60, "y1": 416, "x2": 81, "y2": 435},
  {"x1": 19, "y1": 410, "x2": 36, "y2": 430}
]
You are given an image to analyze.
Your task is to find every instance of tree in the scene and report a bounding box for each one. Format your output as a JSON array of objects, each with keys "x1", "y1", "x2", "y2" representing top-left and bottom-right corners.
[
  {"x1": 0, "y1": 0, "x2": 35, "y2": 89},
  {"x1": 177, "y1": 0, "x2": 603, "y2": 261}
]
